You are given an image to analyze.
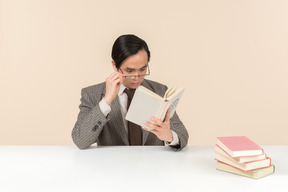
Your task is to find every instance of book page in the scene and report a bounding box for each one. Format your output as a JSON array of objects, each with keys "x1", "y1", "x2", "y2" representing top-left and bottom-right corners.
[
  {"x1": 125, "y1": 86, "x2": 164, "y2": 129},
  {"x1": 125, "y1": 86, "x2": 184, "y2": 129},
  {"x1": 139, "y1": 86, "x2": 163, "y2": 100},
  {"x1": 165, "y1": 87, "x2": 185, "y2": 119},
  {"x1": 164, "y1": 86, "x2": 177, "y2": 99},
  {"x1": 166, "y1": 87, "x2": 184, "y2": 101}
]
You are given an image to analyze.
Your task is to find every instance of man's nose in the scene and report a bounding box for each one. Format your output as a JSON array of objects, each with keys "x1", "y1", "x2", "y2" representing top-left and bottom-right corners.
[
  {"x1": 134, "y1": 73, "x2": 139, "y2": 80},
  {"x1": 132, "y1": 70, "x2": 140, "y2": 76}
]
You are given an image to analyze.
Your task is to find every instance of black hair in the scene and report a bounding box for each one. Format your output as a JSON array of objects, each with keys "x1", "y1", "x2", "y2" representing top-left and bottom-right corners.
[{"x1": 111, "y1": 34, "x2": 151, "y2": 69}]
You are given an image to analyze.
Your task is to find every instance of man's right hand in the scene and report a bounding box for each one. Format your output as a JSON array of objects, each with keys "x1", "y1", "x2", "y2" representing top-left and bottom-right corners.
[{"x1": 104, "y1": 71, "x2": 123, "y2": 106}]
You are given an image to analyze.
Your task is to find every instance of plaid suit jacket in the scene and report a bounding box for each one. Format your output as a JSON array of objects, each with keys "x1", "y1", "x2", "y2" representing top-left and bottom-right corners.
[{"x1": 72, "y1": 79, "x2": 189, "y2": 151}]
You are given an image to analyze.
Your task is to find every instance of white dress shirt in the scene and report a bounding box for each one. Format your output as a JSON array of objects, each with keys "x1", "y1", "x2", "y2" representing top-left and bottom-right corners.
[{"x1": 99, "y1": 84, "x2": 179, "y2": 146}]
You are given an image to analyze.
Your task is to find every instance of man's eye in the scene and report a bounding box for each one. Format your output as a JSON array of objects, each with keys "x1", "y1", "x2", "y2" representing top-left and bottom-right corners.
[
  {"x1": 126, "y1": 70, "x2": 133, "y2": 73},
  {"x1": 140, "y1": 68, "x2": 146, "y2": 71}
]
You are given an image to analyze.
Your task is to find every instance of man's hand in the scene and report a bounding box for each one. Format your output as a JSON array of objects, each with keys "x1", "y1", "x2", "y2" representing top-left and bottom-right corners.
[
  {"x1": 143, "y1": 109, "x2": 173, "y2": 143},
  {"x1": 104, "y1": 71, "x2": 123, "y2": 106}
]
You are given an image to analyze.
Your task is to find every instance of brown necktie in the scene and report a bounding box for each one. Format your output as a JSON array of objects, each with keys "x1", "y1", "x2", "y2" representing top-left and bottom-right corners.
[{"x1": 124, "y1": 88, "x2": 142, "y2": 145}]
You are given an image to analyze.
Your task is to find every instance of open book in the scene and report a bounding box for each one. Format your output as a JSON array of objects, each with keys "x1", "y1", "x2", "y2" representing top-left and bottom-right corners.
[{"x1": 125, "y1": 85, "x2": 184, "y2": 129}]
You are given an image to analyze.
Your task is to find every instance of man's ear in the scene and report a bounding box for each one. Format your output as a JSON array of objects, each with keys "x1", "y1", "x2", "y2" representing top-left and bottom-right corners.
[{"x1": 112, "y1": 60, "x2": 117, "y2": 71}]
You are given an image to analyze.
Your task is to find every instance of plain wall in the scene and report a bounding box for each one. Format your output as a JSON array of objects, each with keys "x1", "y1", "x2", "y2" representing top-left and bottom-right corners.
[{"x1": 1, "y1": 0, "x2": 287, "y2": 145}]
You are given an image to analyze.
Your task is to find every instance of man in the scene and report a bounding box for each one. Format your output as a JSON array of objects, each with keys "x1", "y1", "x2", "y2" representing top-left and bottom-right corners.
[{"x1": 72, "y1": 34, "x2": 189, "y2": 151}]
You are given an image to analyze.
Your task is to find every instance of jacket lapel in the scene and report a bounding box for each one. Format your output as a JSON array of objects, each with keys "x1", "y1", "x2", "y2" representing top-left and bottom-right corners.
[
  {"x1": 101, "y1": 86, "x2": 129, "y2": 145},
  {"x1": 100, "y1": 80, "x2": 155, "y2": 146}
]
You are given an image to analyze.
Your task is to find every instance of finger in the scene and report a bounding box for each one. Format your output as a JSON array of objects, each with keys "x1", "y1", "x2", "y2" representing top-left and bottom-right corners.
[
  {"x1": 110, "y1": 78, "x2": 122, "y2": 89},
  {"x1": 110, "y1": 72, "x2": 121, "y2": 81},
  {"x1": 113, "y1": 71, "x2": 125, "y2": 82},
  {"x1": 117, "y1": 71, "x2": 125, "y2": 78},
  {"x1": 110, "y1": 75, "x2": 120, "y2": 82},
  {"x1": 164, "y1": 108, "x2": 171, "y2": 122},
  {"x1": 118, "y1": 72, "x2": 125, "y2": 81},
  {"x1": 108, "y1": 75, "x2": 122, "y2": 86},
  {"x1": 143, "y1": 127, "x2": 158, "y2": 135},
  {"x1": 112, "y1": 79, "x2": 121, "y2": 87},
  {"x1": 119, "y1": 76, "x2": 124, "y2": 84},
  {"x1": 144, "y1": 121, "x2": 160, "y2": 131},
  {"x1": 111, "y1": 71, "x2": 119, "y2": 77},
  {"x1": 151, "y1": 116, "x2": 164, "y2": 127},
  {"x1": 107, "y1": 71, "x2": 118, "y2": 81}
]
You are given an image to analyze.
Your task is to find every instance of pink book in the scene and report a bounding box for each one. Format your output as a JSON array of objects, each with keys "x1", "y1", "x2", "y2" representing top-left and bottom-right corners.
[{"x1": 216, "y1": 136, "x2": 264, "y2": 157}]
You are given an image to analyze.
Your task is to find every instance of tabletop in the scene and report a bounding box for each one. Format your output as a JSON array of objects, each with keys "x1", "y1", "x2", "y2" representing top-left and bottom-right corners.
[{"x1": 0, "y1": 145, "x2": 287, "y2": 192}]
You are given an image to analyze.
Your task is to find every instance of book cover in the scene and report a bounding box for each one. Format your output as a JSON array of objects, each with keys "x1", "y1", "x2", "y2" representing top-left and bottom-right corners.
[
  {"x1": 125, "y1": 85, "x2": 184, "y2": 129},
  {"x1": 216, "y1": 161, "x2": 275, "y2": 179},
  {"x1": 216, "y1": 136, "x2": 264, "y2": 157}
]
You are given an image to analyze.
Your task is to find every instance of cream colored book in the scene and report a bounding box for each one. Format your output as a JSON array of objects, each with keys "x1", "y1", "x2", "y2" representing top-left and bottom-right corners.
[
  {"x1": 215, "y1": 145, "x2": 267, "y2": 163},
  {"x1": 217, "y1": 161, "x2": 275, "y2": 179},
  {"x1": 215, "y1": 151, "x2": 271, "y2": 171},
  {"x1": 125, "y1": 85, "x2": 184, "y2": 130}
]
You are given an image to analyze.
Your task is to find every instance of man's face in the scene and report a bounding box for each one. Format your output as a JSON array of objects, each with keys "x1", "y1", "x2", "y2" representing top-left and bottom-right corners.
[{"x1": 116, "y1": 49, "x2": 149, "y2": 89}]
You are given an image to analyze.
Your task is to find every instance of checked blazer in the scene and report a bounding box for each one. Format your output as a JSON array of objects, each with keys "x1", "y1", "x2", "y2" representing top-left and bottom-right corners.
[{"x1": 72, "y1": 79, "x2": 189, "y2": 151}]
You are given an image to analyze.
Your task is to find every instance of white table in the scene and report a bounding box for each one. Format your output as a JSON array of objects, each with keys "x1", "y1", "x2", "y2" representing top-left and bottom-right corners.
[{"x1": 0, "y1": 146, "x2": 287, "y2": 192}]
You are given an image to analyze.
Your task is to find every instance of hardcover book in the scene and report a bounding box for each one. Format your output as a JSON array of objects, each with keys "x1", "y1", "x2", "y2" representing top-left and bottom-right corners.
[
  {"x1": 215, "y1": 144, "x2": 267, "y2": 163},
  {"x1": 216, "y1": 136, "x2": 264, "y2": 157},
  {"x1": 216, "y1": 161, "x2": 275, "y2": 179},
  {"x1": 125, "y1": 85, "x2": 184, "y2": 130},
  {"x1": 215, "y1": 152, "x2": 271, "y2": 171}
]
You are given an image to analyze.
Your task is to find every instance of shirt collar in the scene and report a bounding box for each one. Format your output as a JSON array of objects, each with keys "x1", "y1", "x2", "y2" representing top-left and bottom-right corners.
[
  {"x1": 118, "y1": 84, "x2": 127, "y2": 96},
  {"x1": 119, "y1": 82, "x2": 144, "y2": 96}
]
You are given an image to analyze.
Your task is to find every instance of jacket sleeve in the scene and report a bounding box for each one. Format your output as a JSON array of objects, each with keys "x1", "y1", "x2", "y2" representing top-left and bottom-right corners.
[
  {"x1": 72, "y1": 88, "x2": 109, "y2": 149},
  {"x1": 169, "y1": 111, "x2": 189, "y2": 151},
  {"x1": 158, "y1": 84, "x2": 188, "y2": 151}
]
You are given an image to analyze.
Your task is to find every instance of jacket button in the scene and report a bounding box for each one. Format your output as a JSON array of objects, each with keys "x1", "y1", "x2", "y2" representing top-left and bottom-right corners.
[
  {"x1": 92, "y1": 125, "x2": 99, "y2": 132},
  {"x1": 98, "y1": 121, "x2": 102, "y2": 125}
]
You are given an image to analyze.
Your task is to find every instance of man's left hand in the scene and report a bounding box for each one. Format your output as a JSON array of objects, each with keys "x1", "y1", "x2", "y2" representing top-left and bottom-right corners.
[{"x1": 143, "y1": 109, "x2": 173, "y2": 143}]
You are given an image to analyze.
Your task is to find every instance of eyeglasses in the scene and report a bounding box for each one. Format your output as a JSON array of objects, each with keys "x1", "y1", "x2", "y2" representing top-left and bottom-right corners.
[{"x1": 119, "y1": 65, "x2": 150, "y2": 79}]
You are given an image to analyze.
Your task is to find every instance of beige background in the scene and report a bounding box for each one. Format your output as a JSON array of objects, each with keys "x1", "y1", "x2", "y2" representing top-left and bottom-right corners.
[{"x1": 1, "y1": 0, "x2": 287, "y2": 146}]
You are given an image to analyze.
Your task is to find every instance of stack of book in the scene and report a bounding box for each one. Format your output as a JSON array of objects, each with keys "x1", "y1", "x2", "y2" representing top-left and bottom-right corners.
[{"x1": 215, "y1": 136, "x2": 275, "y2": 179}]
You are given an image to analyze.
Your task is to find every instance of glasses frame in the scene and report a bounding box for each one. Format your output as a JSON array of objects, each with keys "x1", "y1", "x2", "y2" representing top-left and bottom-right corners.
[{"x1": 119, "y1": 64, "x2": 150, "y2": 79}]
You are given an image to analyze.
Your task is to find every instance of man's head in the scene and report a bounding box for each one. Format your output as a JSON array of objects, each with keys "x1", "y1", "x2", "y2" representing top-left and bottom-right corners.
[{"x1": 111, "y1": 34, "x2": 151, "y2": 89}]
